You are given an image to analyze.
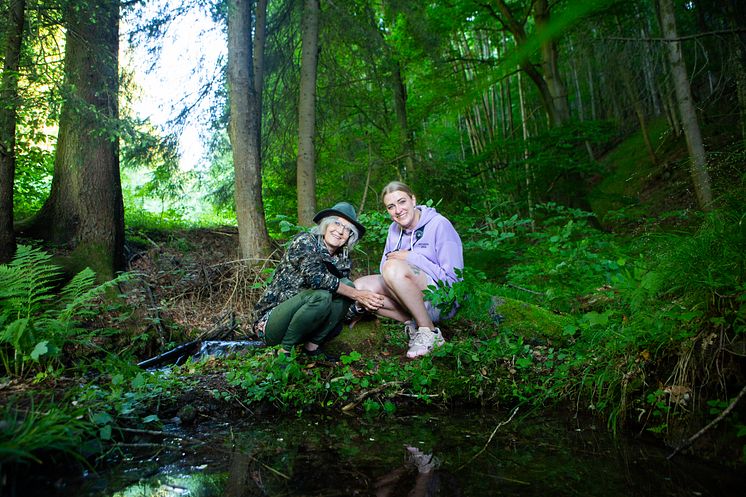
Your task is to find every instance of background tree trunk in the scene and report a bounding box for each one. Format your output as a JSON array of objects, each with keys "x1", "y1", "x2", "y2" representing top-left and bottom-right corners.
[
  {"x1": 0, "y1": 0, "x2": 25, "y2": 263},
  {"x1": 296, "y1": 0, "x2": 320, "y2": 226},
  {"x1": 534, "y1": 0, "x2": 570, "y2": 125},
  {"x1": 658, "y1": 0, "x2": 713, "y2": 211},
  {"x1": 19, "y1": 0, "x2": 124, "y2": 278},
  {"x1": 392, "y1": 60, "x2": 415, "y2": 179},
  {"x1": 228, "y1": 0, "x2": 271, "y2": 260}
]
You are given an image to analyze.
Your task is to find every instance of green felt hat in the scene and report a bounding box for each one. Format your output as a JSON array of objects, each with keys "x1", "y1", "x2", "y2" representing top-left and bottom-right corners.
[{"x1": 313, "y1": 202, "x2": 366, "y2": 238}]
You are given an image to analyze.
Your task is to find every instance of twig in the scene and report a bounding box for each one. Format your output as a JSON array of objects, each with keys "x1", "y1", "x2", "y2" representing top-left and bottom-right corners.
[
  {"x1": 507, "y1": 283, "x2": 544, "y2": 296},
  {"x1": 341, "y1": 381, "x2": 403, "y2": 411},
  {"x1": 116, "y1": 427, "x2": 205, "y2": 446},
  {"x1": 667, "y1": 384, "x2": 746, "y2": 460},
  {"x1": 457, "y1": 406, "x2": 519, "y2": 470}
]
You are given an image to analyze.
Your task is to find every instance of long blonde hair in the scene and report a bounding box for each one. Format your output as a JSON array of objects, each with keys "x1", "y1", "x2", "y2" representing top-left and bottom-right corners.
[{"x1": 381, "y1": 181, "x2": 414, "y2": 203}]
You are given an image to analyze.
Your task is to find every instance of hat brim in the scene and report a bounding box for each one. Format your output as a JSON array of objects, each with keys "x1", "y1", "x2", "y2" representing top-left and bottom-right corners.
[{"x1": 313, "y1": 209, "x2": 366, "y2": 238}]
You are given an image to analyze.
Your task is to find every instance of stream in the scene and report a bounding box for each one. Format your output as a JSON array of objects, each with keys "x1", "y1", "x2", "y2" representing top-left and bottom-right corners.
[{"x1": 15, "y1": 409, "x2": 745, "y2": 497}]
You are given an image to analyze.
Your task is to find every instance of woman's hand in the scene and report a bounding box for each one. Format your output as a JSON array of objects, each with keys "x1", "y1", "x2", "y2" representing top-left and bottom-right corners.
[
  {"x1": 355, "y1": 289, "x2": 386, "y2": 312},
  {"x1": 385, "y1": 250, "x2": 409, "y2": 261}
]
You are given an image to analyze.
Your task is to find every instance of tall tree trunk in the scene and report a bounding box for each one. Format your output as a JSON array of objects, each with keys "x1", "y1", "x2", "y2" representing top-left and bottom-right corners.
[
  {"x1": 254, "y1": 0, "x2": 267, "y2": 122},
  {"x1": 534, "y1": 0, "x2": 570, "y2": 125},
  {"x1": 658, "y1": 0, "x2": 713, "y2": 210},
  {"x1": 296, "y1": 0, "x2": 320, "y2": 226},
  {"x1": 228, "y1": 0, "x2": 271, "y2": 259},
  {"x1": 494, "y1": 0, "x2": 563, "y2": 127},
  {"x1": 20, "y1": 0, "x2": 123, "y2": 278},
  {"x1": 518, "y1": 71, "x2": 534, "y2": 227},
  {"x1": 392, "y1": 60, "x2": 415, "y2": 178},
  {"x1": 0, "y1": 0, "x2": 25, "y2": 263}
]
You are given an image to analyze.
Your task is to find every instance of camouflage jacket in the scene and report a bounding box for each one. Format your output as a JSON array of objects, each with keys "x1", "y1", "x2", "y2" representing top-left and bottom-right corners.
[{"x1": 253, "y1": 231, "x2": 352, "y2": 323}]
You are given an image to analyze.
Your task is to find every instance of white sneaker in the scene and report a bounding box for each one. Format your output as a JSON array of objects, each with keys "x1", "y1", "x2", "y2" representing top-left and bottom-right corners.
[{"x1": 406, "y1": 327, "x2": 445, "y2": 358}]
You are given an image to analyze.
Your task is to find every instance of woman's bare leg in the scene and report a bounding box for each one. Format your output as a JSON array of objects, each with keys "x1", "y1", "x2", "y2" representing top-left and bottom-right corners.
[
  {"x1": 354, "y1": 274, "x2": 412, "y2": 322},
  {"x1": 379, "y1": 260, "x2": 435, "y2": 329}
]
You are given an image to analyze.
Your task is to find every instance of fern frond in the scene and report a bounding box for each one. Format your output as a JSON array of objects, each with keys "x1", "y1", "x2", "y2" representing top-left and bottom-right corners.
[
  {"x1": 59, "y1": 270, "x2": 127, "y2": 321},
  {"x1": 0, "y1": 246, "x2": 62, "y2": 318}
]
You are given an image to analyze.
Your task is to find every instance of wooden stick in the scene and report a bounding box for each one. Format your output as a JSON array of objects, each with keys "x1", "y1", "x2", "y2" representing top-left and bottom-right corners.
[
  {"x1": 667, "y1": 384, "x2": 746, "y2": 460},
  {"x1": 457, "y1": 406, "x2": 519, "y2": 470}
]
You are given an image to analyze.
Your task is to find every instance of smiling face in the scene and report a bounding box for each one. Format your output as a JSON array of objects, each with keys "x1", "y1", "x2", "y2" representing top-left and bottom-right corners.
[
  {"x1": 383, "y1": 190, "x2": 419, "y2": 231},
  {"x1": 322, "y1": 216, "x2": 354, "y2": 253}
]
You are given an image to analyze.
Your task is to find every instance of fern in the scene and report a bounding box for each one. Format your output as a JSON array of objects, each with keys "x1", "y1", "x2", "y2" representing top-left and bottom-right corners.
[{"x1": 0, "y1": 245, "x2": 127, "y2": 377}]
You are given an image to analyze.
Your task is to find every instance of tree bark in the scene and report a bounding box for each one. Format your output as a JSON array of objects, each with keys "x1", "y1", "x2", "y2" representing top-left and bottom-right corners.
[
  {"x1": 494, "y1": 0, "x2": 565, "y2": 127},
  {"x1": 534, "y1": 0, "x2": 570, "y2": 125},
  {"x1": 296, "y1": 0, "x2": 320, "y2": 226},
  {"x1": 392, "y1": 60, "x2": 415, "y2": 178},
  {"x1": 254, "y1": 0, "x2": 267, "y2": 121},
  {"x1": 20, "y1": 0, "x2": 124, "y2": 278},
  {"x1": 228, "y1": 0, "x2": 271, "y2": 259},
  {"x1": 0, "y1": 0, "x2": 25, "y2": 263},
  {"x1": 658, "y1": 0, "x2": 713, "y2": 210}
]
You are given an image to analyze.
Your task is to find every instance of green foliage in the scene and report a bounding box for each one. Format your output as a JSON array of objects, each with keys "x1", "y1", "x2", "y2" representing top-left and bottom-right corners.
[
  {"x1": 0, "y1": 245, "x2": 126, "y2": 377},
  {"x1": 0, "y1": 399, "x2": 93, "y2": 465},
  {"x1": 502, "y1": 203, "x2": 626, "y2": 310}
]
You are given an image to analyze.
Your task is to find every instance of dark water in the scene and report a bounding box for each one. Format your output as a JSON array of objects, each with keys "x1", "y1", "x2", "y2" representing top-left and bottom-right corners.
[{"x1": 17, "y1": 411, "x2": 746, "y2": 497}]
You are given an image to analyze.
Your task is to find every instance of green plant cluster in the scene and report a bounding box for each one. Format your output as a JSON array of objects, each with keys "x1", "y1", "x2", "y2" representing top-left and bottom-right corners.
[{"x1": 0, "y1": 245, "x2": 126, "y2": 378}]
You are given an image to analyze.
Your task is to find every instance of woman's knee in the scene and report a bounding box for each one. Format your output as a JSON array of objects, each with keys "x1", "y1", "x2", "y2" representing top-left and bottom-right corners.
[
  {"x1": 381, "y1": 259, "x2": 411, "y2": 282},
  {"x1": 354, "y1": 274, "x2": 386, "y2": 293},
  {"x1": 305, "y1": 289, "x2": 332, "y2": 307}
]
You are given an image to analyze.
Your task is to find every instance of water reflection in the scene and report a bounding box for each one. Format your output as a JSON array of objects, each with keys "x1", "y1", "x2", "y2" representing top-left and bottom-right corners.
[
  {"x1": 21, "y1": 412, "x2": 746, "y2": 497},
  {"x1": 375, "y1": 446, "x2": 441, "y2": 497}
]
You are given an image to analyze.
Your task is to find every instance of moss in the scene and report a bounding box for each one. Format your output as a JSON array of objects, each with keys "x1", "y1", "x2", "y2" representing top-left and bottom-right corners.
[
  {"x1": 65, "y1": 242, "x2": 117, "y2": 281},
  {"x1": 489, "y1": 296, "x2": 573, "y2": 344},
  {"x1": 325, "y1": 319, "x2": 385, "y2": 356}
]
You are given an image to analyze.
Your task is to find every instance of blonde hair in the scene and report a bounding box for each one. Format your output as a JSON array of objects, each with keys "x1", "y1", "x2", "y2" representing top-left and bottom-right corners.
[{"x1": 381, "y1": 181, "x2": 414, "y2": 203}]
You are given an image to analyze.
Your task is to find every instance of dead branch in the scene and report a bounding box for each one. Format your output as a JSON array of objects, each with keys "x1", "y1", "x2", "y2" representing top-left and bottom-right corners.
[
  {"x1": 341, "y1": 381, "x2": 404, "y2": 411},
  {"x1": 457, "y1": 406, "x2": 519, "y2": 470},
  {"x1": 667, "y1": 384, "x2": 746, "y2": 460}
]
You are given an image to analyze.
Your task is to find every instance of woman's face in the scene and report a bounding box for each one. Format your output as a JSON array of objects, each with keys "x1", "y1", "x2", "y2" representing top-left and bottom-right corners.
[
  {"x1": 323, "y1": 216, "x2": 354, "y2": 253},
  {"x1": 383, "y1": 190, "x2": 418, "y2": 230}
]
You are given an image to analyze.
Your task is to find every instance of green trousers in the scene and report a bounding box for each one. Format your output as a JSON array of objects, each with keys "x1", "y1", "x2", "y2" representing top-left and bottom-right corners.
[{"x1": 264, "y1": 280, "x2": 353, "y2": 349}]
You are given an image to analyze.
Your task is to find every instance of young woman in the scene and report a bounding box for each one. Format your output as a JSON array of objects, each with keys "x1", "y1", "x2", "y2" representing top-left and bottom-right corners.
[
  {"x1": 253, "y1": 202, "x2": 385, "y2": 358},
  {"x1": 354, "y1": 182, "x2": 463, "y2": 358}
]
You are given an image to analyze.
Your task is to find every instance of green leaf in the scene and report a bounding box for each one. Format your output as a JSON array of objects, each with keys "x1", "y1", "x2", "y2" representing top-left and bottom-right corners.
[
  {"x1": 131, "y1": 373, "x2": 145, "y2": 389},
  {"x1": 30, "y1": 341, "x2": 49, "y2": 360},
  {"x1": 91, "y1": 412, "x2": 113, "y2": 425},
  {"x1": 99, "y1": 425, "x2": 112, "y2": 441}
]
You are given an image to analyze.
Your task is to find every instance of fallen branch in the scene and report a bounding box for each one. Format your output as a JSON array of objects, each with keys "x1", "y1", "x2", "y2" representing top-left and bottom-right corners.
[
  {"x1": 341, "y1": 381, "x2": 403, "y2": 411},
  {"x1": 457, "y1": 406, "x2": 519, "y2": 470},
  {"x1": 507, "y1": 284, "x2": 544, "y2": 296},
  {"x1": 668, "y1": 384, "x2": 746, "y2": 460}
]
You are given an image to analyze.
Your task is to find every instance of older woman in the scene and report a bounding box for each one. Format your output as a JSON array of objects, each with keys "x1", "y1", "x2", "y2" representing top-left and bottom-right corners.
[
  {"x1": 253, "y1": 202, "x2": 384, "y2": 358},
  {"x1": 353, "y1": 182, "x2": 463, "y2": 358}
]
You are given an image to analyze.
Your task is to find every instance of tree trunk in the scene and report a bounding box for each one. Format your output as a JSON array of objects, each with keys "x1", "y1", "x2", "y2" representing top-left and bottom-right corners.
[
  {"x1": 494, "y1": 0, "x2": 563, "y2": 127},
  {"x1": 658, "y1": 0, "x2": 713, "y2": 210},
  {"x1": 518, "y1": 72, "x2": 534, "y2": 227},
  {"x1": 228, "y1": 0, "x2": 271, "y2": 259},
  {"x1": 392, "y1": 60, "x2": 415, "y2": 179},
  {"x1": 0, "y1": 0, "x2": 25, "y2": 264},
  {"x1": 534, "y1": 0, "x2": 570, "y2": 125},
  {"x1": 20, "y1": 0, "x2": 123, "y2": 278},
  {"x1": 254, "y1": 0, "x2": 267, "y2": 120},
  {"x1": 296, "y1": 0, "x2": 320, "y2": 226}
]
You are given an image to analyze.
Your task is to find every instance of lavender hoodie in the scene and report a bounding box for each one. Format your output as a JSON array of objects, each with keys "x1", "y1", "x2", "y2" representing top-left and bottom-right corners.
[{"x1": 380, "y1": 205, "x2": 464, "y2": 286}]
